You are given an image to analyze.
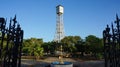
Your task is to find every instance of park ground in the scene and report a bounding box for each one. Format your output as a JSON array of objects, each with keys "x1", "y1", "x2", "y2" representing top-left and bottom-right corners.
[{"x1": 21, "y1": 57, "x2": 104, "y2": 67}]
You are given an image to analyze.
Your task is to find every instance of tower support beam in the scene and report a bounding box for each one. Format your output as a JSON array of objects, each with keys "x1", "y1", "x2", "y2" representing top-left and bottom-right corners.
[{"x1": 54, "y1": 5, "x2": 65, "y2": 43}]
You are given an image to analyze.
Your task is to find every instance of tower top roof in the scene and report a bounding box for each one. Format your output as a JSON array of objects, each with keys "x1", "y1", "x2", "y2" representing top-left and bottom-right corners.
[{"x1": 56, "y1": 4, "x2": 63, "y2": 8}]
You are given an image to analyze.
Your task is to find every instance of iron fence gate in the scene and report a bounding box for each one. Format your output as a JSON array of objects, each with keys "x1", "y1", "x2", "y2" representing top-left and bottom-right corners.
[
  {"x1": 0, "y1": 15, "x2": 23, "y2": 67},
  {"x1": 103, "y1": 15, "x2": 120, "y2": 67}
]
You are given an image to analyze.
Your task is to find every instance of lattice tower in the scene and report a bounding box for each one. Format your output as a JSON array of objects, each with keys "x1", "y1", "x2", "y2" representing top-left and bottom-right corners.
[{"x1": 54, "y1": 5, "x2": 65, "y2": 43}]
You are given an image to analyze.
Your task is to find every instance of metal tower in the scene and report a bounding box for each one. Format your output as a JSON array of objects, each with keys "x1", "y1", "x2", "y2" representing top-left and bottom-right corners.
[{"x1": 54, "y1": 5, "x2": 65, "y2": 43}]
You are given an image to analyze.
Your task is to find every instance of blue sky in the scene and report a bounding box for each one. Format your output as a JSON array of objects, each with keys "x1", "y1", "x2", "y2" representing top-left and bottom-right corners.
[{"x1": 0, "y1": 0, "x2": 120, "y2": 42}]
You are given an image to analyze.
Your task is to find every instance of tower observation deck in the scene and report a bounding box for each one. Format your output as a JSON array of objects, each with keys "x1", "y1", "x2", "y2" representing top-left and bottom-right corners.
[{"x1": 54, "y1": 5, "x2": 65, "y2": 43}]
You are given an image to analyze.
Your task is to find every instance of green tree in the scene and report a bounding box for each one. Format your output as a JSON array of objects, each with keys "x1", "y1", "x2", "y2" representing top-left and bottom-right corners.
[
  {"x1": 41, "y1": 42, "x2": 50, "y2": 55},
  {"x1": 85, "y1": 35, "x2": 103, "y2": 57},
  {"x1": 41, "y1": 42, "x2": 56, "y2": 55},
  {"x1": 22, "y1": 38, "x2": 44, "y2": 58},
  {"x1": 75, "y1": 40, "x2": 85, "y2": 56},
  {"x1": 34, "y1": 47, "x2": 43, "y2": 59},
  {"x1": 61, "y1": 36, "x2": 82, "y2": 53}
]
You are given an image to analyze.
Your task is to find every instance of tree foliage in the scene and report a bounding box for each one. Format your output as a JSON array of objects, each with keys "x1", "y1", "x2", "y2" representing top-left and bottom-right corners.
[
  {"x1": 22, "y1": 38, "x2": 44, "y2": 57},
  {"x1": 75, "y1": 40, "x2": 85, "y2": 56},
  {"x1": 61, "y1": 36, "x2": 82, "y2": 53},
  {"x1": 41, "y1": 42, "x2": 56, "y2": 55},
  {"x1": 85, "y1": 35, "x2": 103, "y2": 56},
  {"x1": 22, "y1": 35, "x2": 103, "y2": 59}
]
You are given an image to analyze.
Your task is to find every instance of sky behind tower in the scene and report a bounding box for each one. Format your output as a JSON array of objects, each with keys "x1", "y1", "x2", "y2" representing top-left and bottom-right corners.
[{"x1": 0, "y1": 0, "x2": 120, "y2": 42}]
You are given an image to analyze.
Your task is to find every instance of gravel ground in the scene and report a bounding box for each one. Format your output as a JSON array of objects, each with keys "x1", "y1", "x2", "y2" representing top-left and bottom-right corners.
[{"x1": 21, "y1": 57, "x2": 104, "y2": 67}]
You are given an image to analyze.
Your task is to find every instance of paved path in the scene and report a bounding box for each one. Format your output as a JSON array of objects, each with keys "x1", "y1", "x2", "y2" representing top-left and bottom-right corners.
[{"x1": 21, "y1": 57, "x2": 104, "y2": 67}]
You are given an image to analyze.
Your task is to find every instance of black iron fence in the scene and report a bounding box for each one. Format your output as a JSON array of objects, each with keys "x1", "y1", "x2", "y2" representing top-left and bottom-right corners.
[
  {"x1": 0, "y1": 15, "x2": 24, "y2": 67},
  {"x1": 103, "y1": 14, "x2": 120, "y2": 67}
]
